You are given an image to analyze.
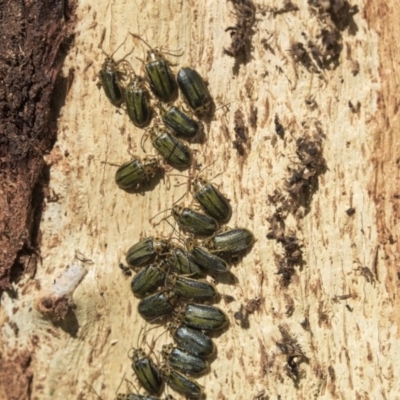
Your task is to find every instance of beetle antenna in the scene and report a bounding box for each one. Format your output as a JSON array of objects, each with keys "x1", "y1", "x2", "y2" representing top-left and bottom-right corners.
[
  {"x1": 119, "y1": 45, "x2": 135, "y2": 62},
  {"x1": 134, "y1": 324, "x2": 147, "y2": 350},
  {"x1": 197, "y1": 159, "x2": 218, "y2": 178},
  {"x1": 166, "y1": 228, "x2": 176, "y2": 242},
  {"x1": 114, "y1": 373, "x2": 127, "y2": 396},
  {"x1": 149, "y1": 207, "x2": 172, "y2": 224},
  {"x1": 143, "y1": 325, "x2": 160, "y2": 348},
  {"x1": 141, "y1": 129, "x2": 150, "y2": 153},
  {"x1": 164, "y1": 219, "x2": 180, "y2": 239},
  {"x1": 150, "y1": 188, "x2": 186, "y2": 225},
  {"x1": 167, "y1": 172, "x2": 189, "y2": 188},
  {"x1": 215, "y1": 101, "x2": 235, "y2": 113},
  {"x1": 169, "y1": 235, "x2": 185, "y2": 248},
  {"x1": 99, "y1": 30, "x2": 129, "y2": 59},
  {"x1": 173, "y1": 181, "x2": 187, "y2": 188},
  {"x1": 154, "y1": 324, "x2": 169, "y2": 344},
  {"x1": 156, "y1": 161, "x2": 172, "y2": 191},
  {"x1": 84, "y1": 382, "x2": 102, "y2": 400},
  {"x1": 130, "y1": 33, "x2": 153, "y2": 50},
  {"x1": 134, "y1": 55, "x2": 147, "y2": 66},
  {"x1": 149, "y1": 342, "x2": 161, "y2": 364},
  {"x1": 127, "y1": 346, "x2": 135, "y2": 360},
  {"x1": 160, "y1": 46, "x2": 184, "y2": 57},
  {"x1": 110, "y1": 36, "x2": 129, "y2": 58},
  {"x1": 123, "y1": 378, "x2": 140, "y2": 394},
  {"x1": 209, "y1": 171, "x2": 223, "y2": 182},
  {"x1": 172, "y1": 191, "x2": 187, "y2": 206},
  {"x1": 152, "y1": 189, "x2": 187, "y2": 226}
]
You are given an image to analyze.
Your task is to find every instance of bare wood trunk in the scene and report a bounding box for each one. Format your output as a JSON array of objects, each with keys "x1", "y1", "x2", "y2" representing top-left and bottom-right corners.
[{"x1": 1, "y1": 0, "x2": 399, "y2": 399}]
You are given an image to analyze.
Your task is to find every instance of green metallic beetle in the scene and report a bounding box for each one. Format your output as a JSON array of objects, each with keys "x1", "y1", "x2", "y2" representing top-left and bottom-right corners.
[
  {"x1": 160, "y1": 365, "x2": 204, "y2": 399},
  {"x1": 116, "y1": 394, "x2": 160, "y2": 400},
  {"x1": 206, "y1": 228, "x2": 255, "y2": 255},
  {"x1": 172, "y1": 205, "x2": 218, "y2": 237},
  {"x1": 168, "y1": 275, "x2": 217, "y2": 300},
  {"x1": 125, "y1": 74, "x2": 152, "y2": 128},
  {"x1": 149, "y1": 127, "x2": 192, "y2": 169},
  {"x1": 177, "y1": 303, "x2": 229, "y2": 331},
  {"x1": 191, "y1": 177, "x2": 232, "y2": 222},
  {"x1": 115, "y1": 157, "x2": 160, "y2": 190},
  {"x1": 138, "y1": 290, "x2": 177, "y2": 321},
  {"x1": 168, "y1": 322, "x2": 215, "y2": 357},
  {"x1": 162, "y1": 344, "x2": 209, "y2": 376},
  {"x1": 186, "y1": 239, "x2": 230, "y2": 273},
  {"x1": 130, "y1": 34, "x2": 177, "y2": 102},
  {"x1": 99, "y1": 34, "x2": 133, "y2": 107},
  {"x1": 116, "y1": 384, "x2": 175, "y2": 400},
  {"x1": 177, "y1": 67, "x2": 211, "y2": 115},
  {"x1": 116, "y1": 393, "x2": 163, "y2": 400},
  {"x1": 161, "y1": 105, "x2": 200, "y2": 140},
  {"x1": 131, "y1": 261, "x2": 168, "y2": 297},
  {"x1": 126, "y1": 237, "x2": 171, "y2": 268},
  {"x1": 99, "y1": 57, "x2": 124, "y2": 107},
  {"x1": 165, "y1": 247, "x2": 203, "y2": 277},
  {"x1": 117, "y1": 394, "x2": 172, "y2": 400},
  {"x1": 129, "y1": 348, "x2": 163, "y2": 395}
]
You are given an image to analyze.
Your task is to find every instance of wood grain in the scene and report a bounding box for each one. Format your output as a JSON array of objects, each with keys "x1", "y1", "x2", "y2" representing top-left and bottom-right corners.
[{"x1": 1, "y1": 0, "x2": 399, "y2": 399}]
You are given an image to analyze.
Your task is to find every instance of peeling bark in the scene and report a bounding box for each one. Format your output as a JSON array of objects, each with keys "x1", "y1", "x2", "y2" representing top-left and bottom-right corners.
[{"x1": 0, "y1": 0, "x2": 75, "y2": 289}]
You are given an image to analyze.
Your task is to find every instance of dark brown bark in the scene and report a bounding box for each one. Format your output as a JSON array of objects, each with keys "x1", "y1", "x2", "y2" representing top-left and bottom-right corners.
[{"x1": 0, "y1": 0, "x2": 75, "y2": 290}]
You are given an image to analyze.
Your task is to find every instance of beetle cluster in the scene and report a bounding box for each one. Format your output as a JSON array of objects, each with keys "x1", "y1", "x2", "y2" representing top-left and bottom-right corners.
[
  {"x1": 123, "y1": 214, "x2": 255, "y2": 398},
  {"x1": 100, "y1": 33, "x2": 214, "y2": 192},
  {"x1": 99, "y1": 34, "x2": 255, "y2": 399}
]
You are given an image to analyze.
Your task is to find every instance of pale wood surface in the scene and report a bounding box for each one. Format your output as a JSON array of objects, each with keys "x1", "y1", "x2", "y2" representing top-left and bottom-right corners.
[{"x1": 1, "y1": 0, "x2": 399, "y2": 399}]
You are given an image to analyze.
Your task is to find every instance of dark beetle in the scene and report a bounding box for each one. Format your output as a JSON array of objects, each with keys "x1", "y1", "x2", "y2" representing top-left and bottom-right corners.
[
  {"x1": 192, "y1": 177, "x2": 232, "y2": 222},
  {"x1": 99, "y1": 36, "x2": 133, "y2": 106},
  {"x1": 117, "y1": 394, "x2": 172, "y2": 400},
  {"x1": 162, "y1": 344, "x2": 209, "y2": 375},
  {"x1": 179, "y1": 303, "x2": 229, "y2": 331},
  {"x1": 161, "y1": 105, "x2": 200, "y2": 139},
  {"x1": 131, "y1": 261, "x2": 168, "y2": 297},
  {"x1": 125, "y1": 75, "x2": 152, "y2": 128},
  {"x1": 160, "y1": 365, "x2": 204, "y2": 399},
  {"x1": 99, "y1": 57, "x2": 124, "y2": 107},
  {"x1": 138, "y1": 291, "x2": 177, "y2": 320},
  {"x1": 187, "y1": 240, "x2": 230, "y2": 273},
  {"x1": 129, "y1": 348, "x2": 163, "y2": 395},
  {"x1": 172, "y1": 205, "x2": 218, "y2": 237},
  {"x1": 168, "y1": 322, "x2": 215, "y2": 357},
  {"x1": 130, "y1": 34, "x2": 177, "y2": 101},
  {"x1": 177, "y1": 67, "x2": 211, "y2": 114},
  {"x1": 126, "y1": 237, "x2": 171, "y2": 268},
  {"x1": 190, "y1": 247, "x2": 229, "y2": 273},
  {"x1": 115, "y1": 158, "x2": 160, "y2": 190},
  {"x1": 116, "y1": 394, "x2": 161, "y2": 400},
  {"x1": 168, "y1": 275, "x2": 217, "y2": 300},
  {"x1": 166, "y1": 247, "x2": 204, "y2": 277},
  {"x1": 206, "y1": 228, "x2": 255, "y2": 255},
  {"x1": 118, "y1": 396, "x2": 175, "y2": 400},
  {"x1": 149, "y1": 127, "x2": 192, "y2": 169}
]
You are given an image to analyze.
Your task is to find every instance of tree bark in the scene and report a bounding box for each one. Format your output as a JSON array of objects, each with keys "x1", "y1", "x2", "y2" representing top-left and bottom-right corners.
[{"x1": 1, "y1": 0, "x2": 399, "y2": 399}]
